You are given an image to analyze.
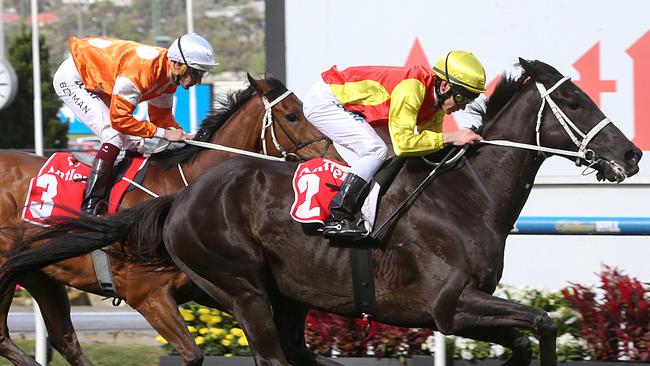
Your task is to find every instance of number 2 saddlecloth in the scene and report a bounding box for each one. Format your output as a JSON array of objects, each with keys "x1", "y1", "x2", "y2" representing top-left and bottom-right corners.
[{"x1": 289, "y1": 158, "x2": 380, "y2": 228}]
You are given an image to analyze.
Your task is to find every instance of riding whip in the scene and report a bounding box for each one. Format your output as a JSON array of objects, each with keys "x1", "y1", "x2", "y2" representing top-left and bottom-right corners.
[{"x1": 369, "y1": 145, "x2": 465, "y2": 241}]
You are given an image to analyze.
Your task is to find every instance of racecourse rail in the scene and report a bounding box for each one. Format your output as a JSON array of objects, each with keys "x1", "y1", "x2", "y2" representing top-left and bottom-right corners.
[{"x1": 512, "y1": 216, "x2": 650, "y2": 235}]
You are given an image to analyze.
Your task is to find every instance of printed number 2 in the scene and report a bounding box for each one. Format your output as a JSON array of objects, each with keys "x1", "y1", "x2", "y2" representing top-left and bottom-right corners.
[
  {"x1": 29, "y1": 174, "x2": 58, "y2": 218},
  {"x1": 294, "y1": 174, "x2": 321, "y2": 218}
]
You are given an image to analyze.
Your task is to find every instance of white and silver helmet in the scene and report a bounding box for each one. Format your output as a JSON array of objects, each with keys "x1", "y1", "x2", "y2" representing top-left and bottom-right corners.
[{"x1": 167, "y1": 33, "x2": 219, "y2": 72}]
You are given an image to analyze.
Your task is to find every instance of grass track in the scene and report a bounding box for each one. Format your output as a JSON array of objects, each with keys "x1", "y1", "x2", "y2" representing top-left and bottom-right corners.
[{"x1": 0, "y1": 340, "x2": 166, "y2": 366}]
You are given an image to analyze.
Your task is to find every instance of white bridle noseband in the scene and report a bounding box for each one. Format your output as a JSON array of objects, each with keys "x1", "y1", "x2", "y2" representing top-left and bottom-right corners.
[
  {"x1": 481, "y1": 76, "x2": 611, "y2": 165},
  {"x1": 261, "y1": 90, "x2": 295, "y2": 159},
  {"x1": 534, "y1": 77, "x2": 611, "y2": 165}
]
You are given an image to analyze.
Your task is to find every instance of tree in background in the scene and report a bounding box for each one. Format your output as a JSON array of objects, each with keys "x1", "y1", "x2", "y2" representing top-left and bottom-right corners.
[
  {"x1": 4, "y1": 0, "x2": 265, "y2": 77},
  {"x1": 0, "y1": 27, "x2": 68, "y2": 149}
]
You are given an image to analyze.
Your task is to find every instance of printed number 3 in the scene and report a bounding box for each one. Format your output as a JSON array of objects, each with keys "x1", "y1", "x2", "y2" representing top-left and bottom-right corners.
[
  {"x1": 294, "y1": 174, "x2": 320, "y2": 218},
  {"x1": 29, "y1": 174, "x2": 58, "y2": 218}
]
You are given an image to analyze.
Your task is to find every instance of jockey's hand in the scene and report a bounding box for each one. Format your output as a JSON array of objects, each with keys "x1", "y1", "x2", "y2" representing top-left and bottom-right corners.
[
  {"x1": 443, "y1": 128, "x2": 483, "y2": 147},
  {"x1": 163, "y1": 128, "x2": 186, "y2": 142},
  {"x1": 183, "y1": 133, "x2": 196, "y2": 141}
]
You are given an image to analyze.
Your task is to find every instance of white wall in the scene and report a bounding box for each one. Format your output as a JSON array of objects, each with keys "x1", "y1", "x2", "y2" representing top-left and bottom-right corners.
[{"x1": 503, "y1": 179, "x2": 650, "y2": 290}]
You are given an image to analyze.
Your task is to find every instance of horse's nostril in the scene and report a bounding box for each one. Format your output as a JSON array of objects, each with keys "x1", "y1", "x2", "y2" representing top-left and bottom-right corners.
[{"x1": 624, "y1": 150, "x2": 641, "y2": 165}]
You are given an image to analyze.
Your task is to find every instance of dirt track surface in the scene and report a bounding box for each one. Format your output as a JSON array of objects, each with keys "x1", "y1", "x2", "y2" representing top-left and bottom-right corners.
[
  {"x1": 11, "y1": 330, "x2": 159, "y2": 346},
  {"x1": 9, "y1": 299, "x2": 160, "y2": 346}
]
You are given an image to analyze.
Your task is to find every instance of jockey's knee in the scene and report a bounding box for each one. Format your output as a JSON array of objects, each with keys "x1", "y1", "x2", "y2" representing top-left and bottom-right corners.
[
  {"x1": 353, "y1": 144, "x2": 388, "y2": 181},
  {"x1": 99, "y1": 130, "x2": 124, "y2": 149},
  {"x1": 360, "y1": 141, "x2": 388, "y2": 161},
  {"x1": 371, "y1": 143, "x2": 389, "y2": 160}
]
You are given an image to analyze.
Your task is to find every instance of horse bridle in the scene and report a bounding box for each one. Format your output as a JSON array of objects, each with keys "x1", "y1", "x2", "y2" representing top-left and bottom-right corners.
[
  {"x1": 533, "y1": 76, "x2": 611, "y2": 165},
  {"x1": 425, "y1": 76, "x2": 614, "y2": 212},
  {"x1": 261, "y1": 90, "x2": 332, "y2": 162},
  {"x1": 480, "y1": 76, "x2": 611, "y2": 166}
]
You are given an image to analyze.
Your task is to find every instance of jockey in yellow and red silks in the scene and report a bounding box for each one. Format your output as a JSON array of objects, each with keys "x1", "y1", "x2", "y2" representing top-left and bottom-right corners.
[{"x1": 303, "y1": 50, "x2": 488, "y2": 238}]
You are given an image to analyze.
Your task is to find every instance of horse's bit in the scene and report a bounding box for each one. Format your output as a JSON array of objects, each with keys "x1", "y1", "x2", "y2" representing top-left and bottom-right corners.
[{"x1": 480, "y1": 76, "x2": 611, "y2": 166}]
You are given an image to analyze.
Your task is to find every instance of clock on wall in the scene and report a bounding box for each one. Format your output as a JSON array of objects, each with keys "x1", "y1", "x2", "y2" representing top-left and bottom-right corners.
[{"x1": 0, "y1": 59, "x2": 18, "y2": 111}]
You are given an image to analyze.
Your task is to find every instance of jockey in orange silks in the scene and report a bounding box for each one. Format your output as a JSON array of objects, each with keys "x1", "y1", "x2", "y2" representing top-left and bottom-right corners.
[{"x1": 53, "y1": 33, "x2": 218, "y2": 216}]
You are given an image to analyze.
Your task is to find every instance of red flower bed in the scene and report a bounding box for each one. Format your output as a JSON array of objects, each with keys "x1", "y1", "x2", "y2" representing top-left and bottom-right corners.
[
  {"x1": 562, "y1": 265, "x2": 650, "y2": 362},
  {"x1": 305, "y1": 310, "x2": 432, "y2": 358}
]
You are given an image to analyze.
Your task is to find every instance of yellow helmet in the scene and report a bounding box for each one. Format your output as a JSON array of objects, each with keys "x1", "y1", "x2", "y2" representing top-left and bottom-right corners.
[{"x1": 433, "y1": 50, "x2": 487, "y2": 95}]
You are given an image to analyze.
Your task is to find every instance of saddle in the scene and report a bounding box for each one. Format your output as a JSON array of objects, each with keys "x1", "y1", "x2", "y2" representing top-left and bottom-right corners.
[{"x1": 23, "y1": 152, "x2": 149, "y2": 225}]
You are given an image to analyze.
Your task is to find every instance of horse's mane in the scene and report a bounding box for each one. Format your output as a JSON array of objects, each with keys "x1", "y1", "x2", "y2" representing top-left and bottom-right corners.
[
  {"x1": 423, "y1": 68, "x2": 529, "y2": 163},
  {"x1": 470, "y1": 67, "x2": 529, "y2": 127},
  {"x1": 151, "y1": 85, "x2": 256, "y2": 169}
]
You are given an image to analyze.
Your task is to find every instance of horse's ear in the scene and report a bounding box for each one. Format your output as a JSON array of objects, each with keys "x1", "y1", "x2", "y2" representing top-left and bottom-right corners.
[
  {"x1": 247, "y1": 73, "x2": 265, "y2": 94},
  {"x1": 247, "y1": 73, "x2": 257, "y2": 86},
  {"x1": 518, "y1": 58, "x2": 536, "y2": 79}
]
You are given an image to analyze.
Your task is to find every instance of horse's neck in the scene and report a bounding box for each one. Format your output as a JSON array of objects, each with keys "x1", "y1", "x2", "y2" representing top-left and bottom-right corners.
[
  {"x1": 469, "y1": 88, "x2": 545, "y2": 234},
  {"x1": 402, "y1": 85, "x2": 544, "y2": 242},
  {"x1": 188, "y1": 96, "x2": 265, "y2": 179},
  {"x1": 212, "y1": 96, "x2": 265, "y2": 148}
]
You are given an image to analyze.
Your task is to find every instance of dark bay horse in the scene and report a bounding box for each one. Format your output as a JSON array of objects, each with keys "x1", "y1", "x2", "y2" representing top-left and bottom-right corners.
[
  {"x1": 0, "y1": 75, "x2": 340, "y2": 366},
  {"x1": 0, "y1": 59, "x2": 642, "y2": 366}
]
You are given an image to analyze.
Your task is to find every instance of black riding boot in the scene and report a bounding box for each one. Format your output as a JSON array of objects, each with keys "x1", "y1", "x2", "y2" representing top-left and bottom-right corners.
[
  {"x1": 80, "y1": 157, "x2": 114, "y2": 216},
  {"x1": 323, "y1": 173, "x2": 369, "y2": 238}
]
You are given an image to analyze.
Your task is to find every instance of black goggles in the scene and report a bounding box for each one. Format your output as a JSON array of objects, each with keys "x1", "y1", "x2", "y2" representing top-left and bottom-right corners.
[
  {"x1": 187, "y1": 67, "x2": 207, "y2": 80},
  {"x1": 451, "y1": 87, "x2": 479, "y2": 105}
]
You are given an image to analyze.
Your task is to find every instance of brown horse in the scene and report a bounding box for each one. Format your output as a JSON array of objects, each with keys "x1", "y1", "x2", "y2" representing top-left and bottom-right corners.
[
  {"x1": 0, "y1": 74, "x2": 340, "y2": 366},
  {"x1": 1, "y1": 59, "x2": 641, "y2": 366}
]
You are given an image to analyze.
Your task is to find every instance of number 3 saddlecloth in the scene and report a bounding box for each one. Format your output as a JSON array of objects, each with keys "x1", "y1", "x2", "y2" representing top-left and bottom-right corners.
[{"x1": 23, "y1": 152, "x2": 146, "y2": 225}]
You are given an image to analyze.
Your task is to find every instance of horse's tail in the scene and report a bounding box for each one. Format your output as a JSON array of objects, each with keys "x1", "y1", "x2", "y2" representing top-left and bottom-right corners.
[{"x1": 0, "y1": 194, "x2": 176, "y2": 293}]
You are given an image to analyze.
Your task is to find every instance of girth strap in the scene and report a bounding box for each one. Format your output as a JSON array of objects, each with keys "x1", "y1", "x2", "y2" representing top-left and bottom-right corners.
[
  {"x1": 350, "y1": 247, "x2": 377, "y2": 319},
  {"x1": 91, "y1": 249, "x2": 120, "y2": 301}
]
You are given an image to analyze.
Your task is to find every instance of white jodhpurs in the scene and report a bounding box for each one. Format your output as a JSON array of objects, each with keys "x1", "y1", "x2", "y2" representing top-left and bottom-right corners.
[
  {"x1": 52, "y1": 58, "x2": 143, "y2": 151},
  {"x1": 303, "y1": 80, "x2": 388, "y2": 182}
]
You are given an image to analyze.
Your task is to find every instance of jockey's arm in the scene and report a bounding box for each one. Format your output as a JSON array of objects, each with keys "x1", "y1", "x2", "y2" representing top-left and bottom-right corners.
[
  {"x1": 388, "y1": 79, "x2": 444, "y2": 156},
  {"x1": 148, "y1": 94, "x2": 182, "y2": 131},
  {"x1": 109, "y1": 76, "x2": 161, "y2": 138},
  {"x1": 416, "y1": 114, "x2": 443, "y2": 134}
]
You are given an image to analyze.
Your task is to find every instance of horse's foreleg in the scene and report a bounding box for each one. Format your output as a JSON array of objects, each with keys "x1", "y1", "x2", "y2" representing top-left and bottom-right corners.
[
  {"x1": 0, "y1": 275, "x2": 40, "y2": 365},
  {"x1": 22, "y1": 273, "x2": 94, "y2": 366},
  {"x1": 434, "y1": 287, "x2": 557, "y2": 366},
  {"x1": 131, "y1": 290, "x2": 204, "y2": 366},
  {"x1": 170, "y1": 251, "x2": 289, "y2": 365},
  {"x1": 454, "y1": 327, "x2": 532, "y2": 366},
  {"x1": 231, "y1": 289, "x2": 289, "y2": 366},
  {"x1": 272, "y1": 296, "x2": 345, "y2": 366}
]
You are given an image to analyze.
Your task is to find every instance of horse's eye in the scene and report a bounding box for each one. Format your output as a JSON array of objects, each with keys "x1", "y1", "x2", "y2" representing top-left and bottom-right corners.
[
  {"x1": 286, "y1": 113, "x2": 298, "y2": 122},
  {"x1": 568, "y1": 102, "x2": 580, "y2": 110}
]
